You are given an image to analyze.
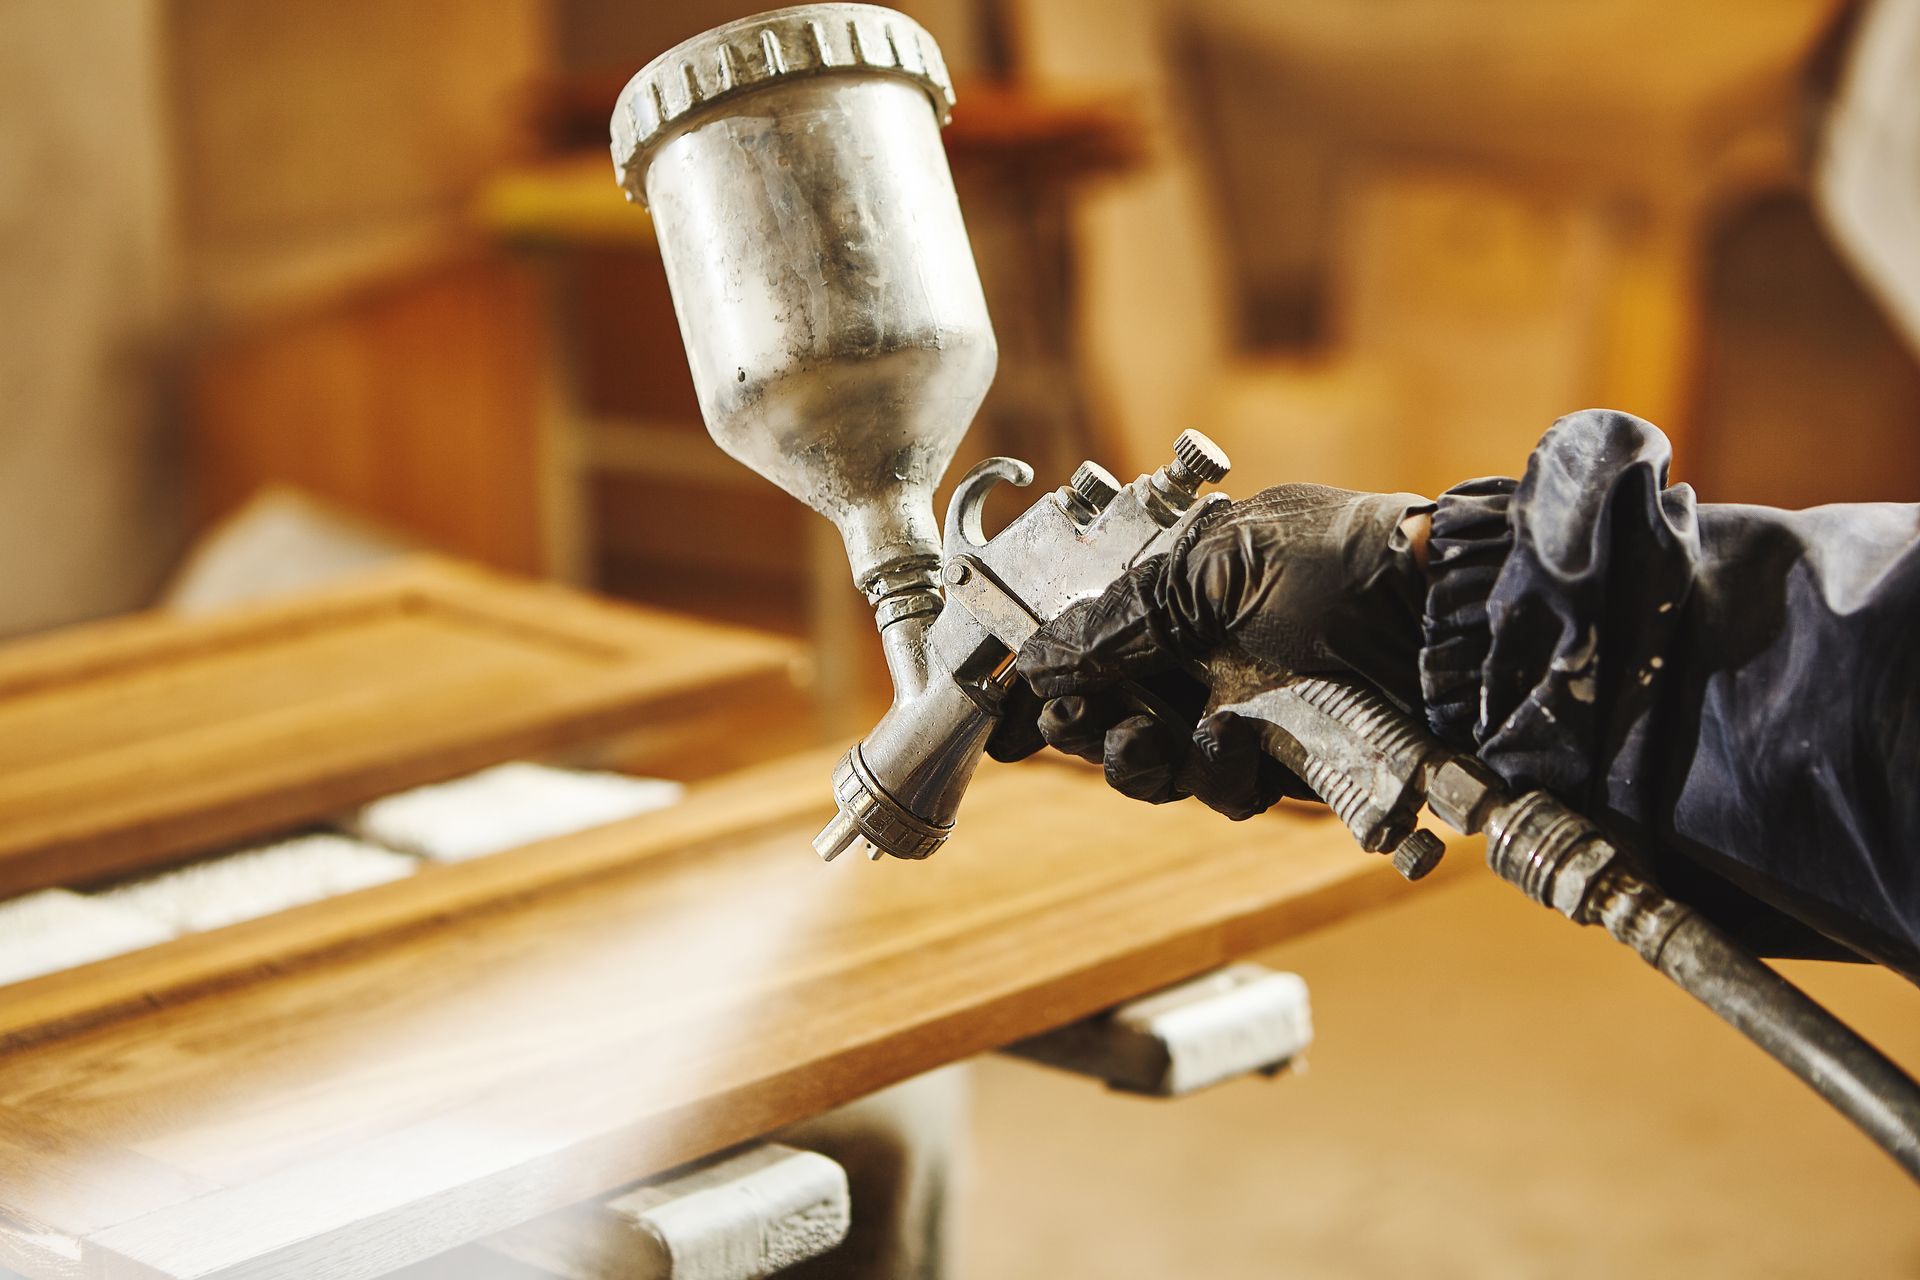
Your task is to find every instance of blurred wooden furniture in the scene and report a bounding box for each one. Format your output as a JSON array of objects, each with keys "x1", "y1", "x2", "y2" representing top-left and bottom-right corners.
[
  {"x1": 189, "y1": 252, "x2": 572, "y2": 578},
  {"x1": 0, "y1": 556, "x2": 804, "y2": 899},
  {"x1": 998, "y1": 0, "x2": 1920, "y2": 509},
  {"x1": 0, "y1": 746, "x2": 1443, "y2": 1279}
]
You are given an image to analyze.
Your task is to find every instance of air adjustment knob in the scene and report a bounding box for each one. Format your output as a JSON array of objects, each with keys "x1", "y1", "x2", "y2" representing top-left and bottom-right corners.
[
  {"x1": 1069, "y1": 460, "x2": 1123, "y2": 513},
  {"x1": 1171, "y1": 430, "x2": 1231, "y2": 488}
]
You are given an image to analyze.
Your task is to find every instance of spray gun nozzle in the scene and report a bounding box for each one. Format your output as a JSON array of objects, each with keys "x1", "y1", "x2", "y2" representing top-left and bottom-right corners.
[
  {"x1": 813, "y1": 809, "x2": 861, "y2": 862},
  {"x1": 813, "y1": 690, "x2": 989, "y2": 864}
]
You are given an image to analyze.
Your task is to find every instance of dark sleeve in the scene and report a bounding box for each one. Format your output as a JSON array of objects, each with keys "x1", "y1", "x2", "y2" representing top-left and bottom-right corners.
[{"x1": 1419, "y1": 408, "x2": 1920, "y2": 976}]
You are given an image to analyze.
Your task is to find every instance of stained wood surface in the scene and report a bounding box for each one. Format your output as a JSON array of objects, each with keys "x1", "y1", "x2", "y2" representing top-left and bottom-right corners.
[
  {"x1": 0, "y1": 748, "x2": 1452, "y2": 1280},
  {"x1": 0, "y1": 557, "x2": 801, "y2": 899}
]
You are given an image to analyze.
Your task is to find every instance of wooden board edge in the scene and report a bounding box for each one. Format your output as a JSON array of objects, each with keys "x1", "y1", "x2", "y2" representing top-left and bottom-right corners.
[
  {"x1": 0, "y1": 560, "x2": 453, "y2": 699},
  {"x1": 0, "y1": 553, "x2": 804, "y2": 706},
  {"x1": 0, "y1": 751, "x2": 843, "y2": 1055},
  {"x1": 0, "y1": 653, "x2": 810, "y2": 901},
  {"x1": 402, "y1": 557, "x2": 807, "y2": 666},
  {"x1": 0, "y1": 1105, "x2": 213, "y2": 1280}
]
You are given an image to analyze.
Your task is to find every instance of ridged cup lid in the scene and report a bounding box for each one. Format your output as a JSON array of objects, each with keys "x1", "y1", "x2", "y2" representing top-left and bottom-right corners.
[{"x1": 611, "y1": 4, "x2": 957, "y2": 204}]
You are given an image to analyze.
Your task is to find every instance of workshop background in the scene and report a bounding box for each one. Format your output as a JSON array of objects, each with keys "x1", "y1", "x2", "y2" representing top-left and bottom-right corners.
[{"x1": 4, "y1": 1, "x2": 1919, "y2": 1276}]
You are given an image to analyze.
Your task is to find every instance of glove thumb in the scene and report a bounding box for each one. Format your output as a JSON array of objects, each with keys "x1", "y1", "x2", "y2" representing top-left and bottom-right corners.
[{"x1": 1016, "y1": 556, "x2": 1181, "y2": 698}]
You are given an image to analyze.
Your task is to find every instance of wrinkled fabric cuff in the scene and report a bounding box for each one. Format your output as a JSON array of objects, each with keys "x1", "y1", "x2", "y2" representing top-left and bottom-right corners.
[{"x1": 1419, "y1": 477, "x2": 1518, "y2": 746}]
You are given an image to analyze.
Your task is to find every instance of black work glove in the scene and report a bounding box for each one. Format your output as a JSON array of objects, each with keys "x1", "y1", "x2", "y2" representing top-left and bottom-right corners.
[{"x1": 985, "y1": 483, "x2": 1434, "y2": 819}]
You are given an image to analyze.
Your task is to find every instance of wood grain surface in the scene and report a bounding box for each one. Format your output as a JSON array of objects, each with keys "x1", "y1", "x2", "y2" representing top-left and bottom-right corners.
[
  {"x1": 0, "y1": 557, "x2": 801, "y2": 900},
  {"x1": 0, "y1": 748, "x2": 1454, "y2": 1280}
]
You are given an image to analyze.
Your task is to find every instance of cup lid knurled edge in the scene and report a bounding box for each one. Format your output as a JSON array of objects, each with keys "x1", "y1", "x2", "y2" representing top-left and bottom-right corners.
[{"x1": 610, "y1": 4, "x2": 957, "y2": 204}]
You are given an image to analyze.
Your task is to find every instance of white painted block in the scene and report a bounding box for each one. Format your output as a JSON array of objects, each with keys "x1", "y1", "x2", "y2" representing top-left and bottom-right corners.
[
  {"x1": 345, "y1": 763, "x2": 685, "y2": 862},
  {"x1": 95, "y1": 833, "x2": 415, "y2": 934},
  {"x1": 1004, "y1": 964, "x2": 1313, "y2": 1096},
  {"x1": 0, "y1": 889, "x2": 173, "y2": 986},
  {"x1": 1119, "y1": 966, "x2": 1313, "y2": 1096},
  {"x1": 485, "y1": 1144, "x2": 850, "y2": 1280},
  {"x1": 623, "y1": 1144, "x2": 849, "y2": 1279}
]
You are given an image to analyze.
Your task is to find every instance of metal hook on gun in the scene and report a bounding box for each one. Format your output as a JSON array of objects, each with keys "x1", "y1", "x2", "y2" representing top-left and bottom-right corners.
[{"x1": 943, "y1": 456, "x2": 1034, "y2": 559}]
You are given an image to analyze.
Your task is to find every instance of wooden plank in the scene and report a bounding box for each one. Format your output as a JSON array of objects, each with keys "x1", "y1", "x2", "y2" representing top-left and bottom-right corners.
[
  {"x1": 0, "y1": 1106, "x2": 211, "y2": 1280},
  {"x1": 0, "y1": 750, "x2": 1456, "y2": 1279},
  {"x1": 0, "y1": 760, "x2": 824, "y2": 1054},
  {"x1": 0, "y1": 557, "x2": 801, "y2": 898}
]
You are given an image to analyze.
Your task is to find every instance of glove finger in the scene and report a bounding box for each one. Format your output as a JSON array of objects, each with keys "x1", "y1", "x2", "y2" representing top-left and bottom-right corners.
[
  {"x1": 985, "y1": 679, "x2": 1047, "y2": 763},
  {"x1": 1038, "y1": 691, "x2": 1129, "y2": 763},
  {"x1": 1199, "y1": 709, "x2": 1316, "y2": 804},
  {"x1": 1184, "y1": 710, "x2": 1303, "y2": 819},
  {"x1": 1017, "y1": 558, "x2": 1179, "y2": 699},
  {"x1": 1104, "y1": 713, "x2": 1187, "y2": 804}
]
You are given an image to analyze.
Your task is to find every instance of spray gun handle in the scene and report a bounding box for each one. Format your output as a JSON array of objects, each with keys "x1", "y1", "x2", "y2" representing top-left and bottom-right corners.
[{"x1": 1205, "y1": 655, "x2": 1448, "y2": 880}]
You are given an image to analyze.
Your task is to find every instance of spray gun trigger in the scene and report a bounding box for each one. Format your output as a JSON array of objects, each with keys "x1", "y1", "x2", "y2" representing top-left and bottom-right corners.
[{"x1": 943, "y1": 554, "x2": 1043, "y2": 653}]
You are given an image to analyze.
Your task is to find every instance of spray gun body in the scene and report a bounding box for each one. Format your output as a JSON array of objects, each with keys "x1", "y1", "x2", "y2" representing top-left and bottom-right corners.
[{"x1": 814, "y1": 435, "x2": 1234, "y2": 861}]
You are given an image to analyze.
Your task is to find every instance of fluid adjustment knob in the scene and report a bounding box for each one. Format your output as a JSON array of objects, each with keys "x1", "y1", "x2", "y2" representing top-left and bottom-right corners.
[
  {"x1": 1068, "y1": 460, "x2": 1123, "y2": 515},
  {"x1": 1390, "y1": 829, "x2": 1446, "y2": 882},
  {"x1": 1171, "y1": 429, "x2": 1231, "y2": 488}
]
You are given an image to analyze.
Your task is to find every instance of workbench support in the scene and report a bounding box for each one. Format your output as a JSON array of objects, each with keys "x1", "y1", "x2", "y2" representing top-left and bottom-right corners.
[
  {"x1": 1002, "y1": 964, "x2": 1313, "y2": 1096},
  {"x1": 484, "y1": 1143, "x2": 850, "y2": 1279}
]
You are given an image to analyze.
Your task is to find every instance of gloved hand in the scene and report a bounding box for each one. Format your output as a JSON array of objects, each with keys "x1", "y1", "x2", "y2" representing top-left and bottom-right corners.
[{"x1": 985, "y1": 483, "x2": 1434, "y2": 819}]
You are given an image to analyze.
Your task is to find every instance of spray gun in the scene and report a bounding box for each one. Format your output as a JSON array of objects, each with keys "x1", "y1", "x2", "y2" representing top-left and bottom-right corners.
[
  {"x1": 611, "y1": 2, "x2": 1239, "y2": 866},
  {"x1": 615, "y1": 4, "x2": 1920, "y2": 1180}
]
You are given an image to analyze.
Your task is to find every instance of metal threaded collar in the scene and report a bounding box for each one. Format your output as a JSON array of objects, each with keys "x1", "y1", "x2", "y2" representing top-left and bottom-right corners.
[{"x1": 611, "y1": 4, "x2": 956, "y2": 204}]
